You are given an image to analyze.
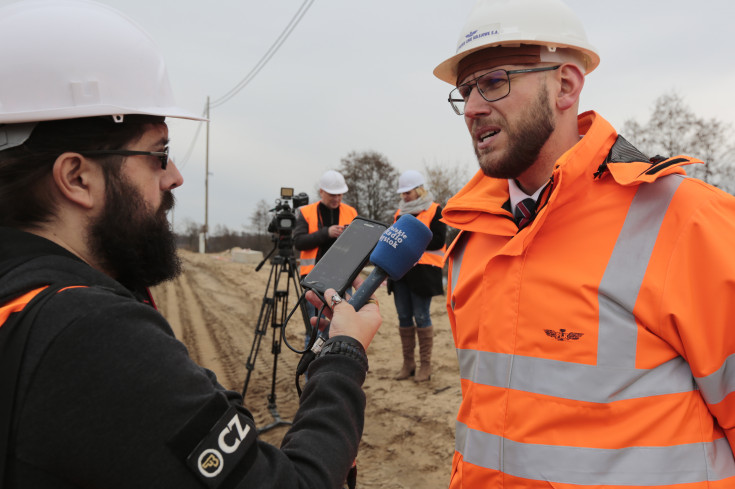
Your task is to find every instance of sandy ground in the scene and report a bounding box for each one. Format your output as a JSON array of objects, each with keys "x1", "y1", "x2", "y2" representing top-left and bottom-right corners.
[{"x1": 150, "y1": 249, "x2": 460, "y2": 489}]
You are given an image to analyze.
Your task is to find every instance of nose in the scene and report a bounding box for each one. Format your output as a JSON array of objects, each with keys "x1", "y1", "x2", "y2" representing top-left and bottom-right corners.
[
  {"x1": 463, "y1": 87, "x2": 491, "y2": 119},
  {"x1": 164, "y1": 158, "x2": 184, "y2": 190}
]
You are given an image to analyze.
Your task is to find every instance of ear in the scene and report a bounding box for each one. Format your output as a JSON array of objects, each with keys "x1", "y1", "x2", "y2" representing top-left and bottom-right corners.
[
  {"x1": 555, "y1": 63, "x2": 585, "y2": 111},
  {"x1": 51, "y1": 153, "x2": 104, "y2": 210}
]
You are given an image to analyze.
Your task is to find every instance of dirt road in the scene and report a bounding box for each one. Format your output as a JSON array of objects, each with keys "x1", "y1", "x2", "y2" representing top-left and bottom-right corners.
[{"x1": 152, "y1": 249, "x2": 460, "y2": 489}]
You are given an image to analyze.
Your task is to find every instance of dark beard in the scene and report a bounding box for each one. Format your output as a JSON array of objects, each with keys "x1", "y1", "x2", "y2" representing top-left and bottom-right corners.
[
  {"x1": 477, "y1": 85, "x2": 555, "y2": 179},
  {"x1": 88, "y1": 173, "x2": 181, "y2": 291}
]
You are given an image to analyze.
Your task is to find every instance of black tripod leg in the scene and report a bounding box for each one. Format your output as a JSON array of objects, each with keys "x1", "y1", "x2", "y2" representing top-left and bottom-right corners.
[
  {"x1": 241, "y1": 297, "x2": 273, "y2": 400},
  {"x1": 241, "y1": 264, "x2": 278, "y2": 400},
  {"x1": 258, "y1": 259, "x2": 293, "y2": 434}
]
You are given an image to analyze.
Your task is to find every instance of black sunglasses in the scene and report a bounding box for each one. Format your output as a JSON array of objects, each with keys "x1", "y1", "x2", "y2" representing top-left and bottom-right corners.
[{"x1": 79, "y1": 147, "x2": 169, "y2": 170}]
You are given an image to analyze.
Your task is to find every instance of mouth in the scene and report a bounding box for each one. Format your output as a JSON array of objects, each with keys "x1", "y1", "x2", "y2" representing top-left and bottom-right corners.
[
  {"x1": 479, "y1": 130, "x2": 499, "y2": 143},
  {"x1": 160, "y1": 191, "x2": 175, "y2": 213}
]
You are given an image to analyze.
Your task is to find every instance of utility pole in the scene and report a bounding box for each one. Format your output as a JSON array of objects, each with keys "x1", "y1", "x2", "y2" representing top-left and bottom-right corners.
[{"x1": 200, "y1": 96, "x2": 210, "y2": 253}]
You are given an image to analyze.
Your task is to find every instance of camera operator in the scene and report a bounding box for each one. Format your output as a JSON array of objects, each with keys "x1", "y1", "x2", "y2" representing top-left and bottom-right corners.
[
  {"x1": 0, "y1": 2, "x2": 381, "y2": 488},
  {"x1": 293, "y1": 170, "x2": 358, "y2": 339}
]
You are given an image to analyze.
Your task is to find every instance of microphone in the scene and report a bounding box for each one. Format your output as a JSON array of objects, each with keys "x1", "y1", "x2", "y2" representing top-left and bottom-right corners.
[{"x1": 348, "y1": 214, "x2": 432, "y2": 310}]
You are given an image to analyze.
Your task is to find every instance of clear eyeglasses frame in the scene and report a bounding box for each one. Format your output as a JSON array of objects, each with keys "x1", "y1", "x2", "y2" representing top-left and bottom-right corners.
[
  {"x1": 448, "y1": 65, "x2": 560, "y2": 115},
  {"x1": 79, "y1": 147, "x2": 170, "y2": 170}
]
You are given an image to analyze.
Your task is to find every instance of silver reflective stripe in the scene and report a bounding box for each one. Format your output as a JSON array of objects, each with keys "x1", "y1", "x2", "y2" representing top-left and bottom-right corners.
[
  {"x1": 597, "y1": 175, "x2": 683, "y2": 367},
  {"x1": 697, "y1": 353, "x2": 735, "y2": 404},
  {"x1": 426, "y1": 249, "x2": 445, "y2": 257},
  {"x1": 449, "y1": 233, "x2": 468, "y2": 312},
  {"x1": 457, "y1": 349, "x2": 694, "y2": 402},
  {"x1": 455, "y1": 421, "x2": 735, "y2": 485},
  {"x1": 300, "y1": 258, "x2": 316, "y2": 266}
]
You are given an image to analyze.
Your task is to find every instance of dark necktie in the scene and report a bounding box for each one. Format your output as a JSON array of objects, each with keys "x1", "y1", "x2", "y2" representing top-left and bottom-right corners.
[{"x1": 514, "y1": 197, "x2": 536, "y2": 230}]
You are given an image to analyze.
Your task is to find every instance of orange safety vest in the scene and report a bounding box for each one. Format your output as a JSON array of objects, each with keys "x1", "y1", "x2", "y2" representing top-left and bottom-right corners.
[
  {"x1": 393, "y1": 202, "x2": 446, "y2": 268},
  {"x1": 0, "y1": 285, "x2": 86, "y2": 326},
  {"x1": 0, "y1": 287, "x2": 47, "y2": 325},
  {"x1": 298, "y1": 201, "x2": 358, "y2": 276},
  {"x1": 442, "y1": 111, "x2": 735, "y2": 488}
]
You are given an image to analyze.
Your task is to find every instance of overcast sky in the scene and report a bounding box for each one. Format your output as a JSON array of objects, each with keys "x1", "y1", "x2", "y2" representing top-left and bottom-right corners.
[{"x1": 8, "y1": 0, "x2": 735, "y2": 232}]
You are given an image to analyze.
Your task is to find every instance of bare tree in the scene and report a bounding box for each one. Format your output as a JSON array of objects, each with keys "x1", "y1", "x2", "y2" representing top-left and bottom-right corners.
[
  {"x1": 338, "y1": 150, "x2": 399, "y2": 223},
  {"x1": 249, "y1": 199, "x2": 271, "y2": 235},
  {"x1": 690, "y1": 117, "x2": 734, "y2": 187},
  {"x1": 423, "y1": 160, "x2": 472, "y2": 207},
  {"x1": 175, "y1": 218, "x2": 203, "y2": 251},
  {"x1": 622, "y1": 91, "x2": 734, "y2": 193}
]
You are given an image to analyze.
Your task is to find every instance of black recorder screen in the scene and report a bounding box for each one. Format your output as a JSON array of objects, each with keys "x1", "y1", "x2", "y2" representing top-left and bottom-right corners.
[{"x1": 301, "y1": 217, "x2": 387, "y2": 296}]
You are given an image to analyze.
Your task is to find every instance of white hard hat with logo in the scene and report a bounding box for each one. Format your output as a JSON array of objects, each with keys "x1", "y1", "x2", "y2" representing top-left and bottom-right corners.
[
  {"x1": 397, "y1": 170, "x2": 425, "y2": 193},
  {"x1": 434, "y1": 0, "x2": 599, "y2": 85},
  {"x1": 319, "y1": 170, "x2": 349, "y2": 194},
  {"x1": 0, "y1": 0, "x2": 205, "y2": 150}
]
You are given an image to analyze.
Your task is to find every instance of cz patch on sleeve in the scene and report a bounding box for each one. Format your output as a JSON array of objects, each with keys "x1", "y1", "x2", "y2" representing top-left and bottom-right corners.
[{"x1": 186, "y1": 406, "x2": 257, "y2": 487}]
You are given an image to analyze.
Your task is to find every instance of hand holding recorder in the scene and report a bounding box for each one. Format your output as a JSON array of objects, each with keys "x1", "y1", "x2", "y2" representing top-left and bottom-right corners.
[{"x1": 304, "y1": 214, "x2": 432, "y2": 348}]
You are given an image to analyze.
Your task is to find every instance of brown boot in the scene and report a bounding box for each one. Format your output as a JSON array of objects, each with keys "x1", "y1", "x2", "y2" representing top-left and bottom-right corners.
[
  {"x1": 415, "y1": 326, "x2": 434, "y2": 382},
  {"x1": 395, "y1": 326, "x2": 416, "y2": 380}
]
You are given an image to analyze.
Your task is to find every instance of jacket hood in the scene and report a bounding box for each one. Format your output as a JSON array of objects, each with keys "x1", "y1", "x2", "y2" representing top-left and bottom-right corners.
[{"x1": 442, "y1": 111, "x2": 702, "y2": 233}]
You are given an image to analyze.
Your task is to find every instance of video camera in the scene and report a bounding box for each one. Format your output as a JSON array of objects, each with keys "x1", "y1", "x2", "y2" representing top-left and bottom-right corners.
[{"x1": 268, "y1": 187, "x2": 309, "y2": 252}]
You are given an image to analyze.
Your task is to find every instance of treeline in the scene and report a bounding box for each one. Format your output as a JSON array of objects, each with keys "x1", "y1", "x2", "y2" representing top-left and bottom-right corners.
[{"x1": 175, "y1": 221, "x2": 273, "y2": 254}]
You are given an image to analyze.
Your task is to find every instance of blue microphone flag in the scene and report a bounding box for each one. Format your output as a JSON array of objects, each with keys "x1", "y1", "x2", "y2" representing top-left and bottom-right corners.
[
  {"x1": 369, "y1": 214, "x2": 432, "y2": 280},
  {"x1": 348, "y1": 214, "x2": 432, "y2": 309}
]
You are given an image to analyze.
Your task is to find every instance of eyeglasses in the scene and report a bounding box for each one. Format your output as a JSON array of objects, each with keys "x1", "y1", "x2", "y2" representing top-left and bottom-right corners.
[
  {"x1": 78, "y1": 147, "x2": 170, "y2": 170},
  {"x1": 448, "y1": 65, "x2": 560, "y2": 115}
]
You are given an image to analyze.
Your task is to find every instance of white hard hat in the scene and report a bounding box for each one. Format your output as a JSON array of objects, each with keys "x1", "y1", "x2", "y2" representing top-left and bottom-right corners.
[
  {"x1": 0, "y1": 0, "x2": 204, "y2": 125},
  {"x1": 319, "y1": 170, "x2": 348, "y2": 194},
  {"x1": 434, "y1": 0, "x2": 600, "y2": 85},
  {"x1": 397, "y1": 170, "x2": 425, "y2": 193}
]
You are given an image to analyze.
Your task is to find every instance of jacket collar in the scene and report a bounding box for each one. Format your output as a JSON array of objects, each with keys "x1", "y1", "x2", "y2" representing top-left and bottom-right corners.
[{"x1": 442, "y1": 111, "x2": 700, "y2": 236}]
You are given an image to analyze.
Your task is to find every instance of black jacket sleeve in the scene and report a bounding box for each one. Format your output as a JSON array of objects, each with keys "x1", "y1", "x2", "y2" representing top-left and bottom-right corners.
[{"x1": 12, "y1": 287, "x2": 366, "y2": 489}]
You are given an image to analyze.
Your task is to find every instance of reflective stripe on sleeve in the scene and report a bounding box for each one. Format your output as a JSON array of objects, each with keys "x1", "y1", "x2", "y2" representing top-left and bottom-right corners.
[
  {"x1": 696, "y1": 353, "x2": 735, "y2": 405},
  {"x1": 457, "y1": 349, "x2": 695, "y2": 402},
  {"x1": 597, "y1": 175, "x2": 683, "y2": 367},
  {"x1": 449, "y1": 233, "x2": 468, "y2": 313},
  {"x1": 455, "y1": 421, "x2": 735, "y2": 485}
]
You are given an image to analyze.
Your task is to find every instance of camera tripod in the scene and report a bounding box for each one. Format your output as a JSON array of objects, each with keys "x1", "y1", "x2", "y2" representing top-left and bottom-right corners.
[{"x1": 241, "y1": 241, "x2": 311, "y2": 434}]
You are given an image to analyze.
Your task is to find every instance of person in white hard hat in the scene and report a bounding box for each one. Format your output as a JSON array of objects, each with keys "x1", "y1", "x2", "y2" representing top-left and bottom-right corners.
[
  {"x1": 293, "y1": 170, "x2": 358, "y2": 340},
  {"x1": 388, "y1": 171, "x2": 446, "y2": 382},
  {"x1": 436, "y1": 0, "x2": 735, "y2": 487},
  {"x1": 0, "y1": 2, "x2": 381, "y2": 488}
]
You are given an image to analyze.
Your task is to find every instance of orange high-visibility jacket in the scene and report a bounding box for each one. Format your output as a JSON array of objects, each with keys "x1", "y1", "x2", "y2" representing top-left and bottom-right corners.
[
  {"x1": 298, "y1": 201, "x2": 357, "y2": 276},
  {"x1": 442, "y1": 111, "x2": 735, "y2": 488},
  {"x1": 393, "y1": 202, "x2": 446, "y2": 268}
]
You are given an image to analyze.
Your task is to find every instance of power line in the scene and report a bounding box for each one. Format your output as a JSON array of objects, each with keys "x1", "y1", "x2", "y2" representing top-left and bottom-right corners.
[
  {"x1": 175, "y1": 0, "x2": 315, "y2": 168},
  {"x1": 174, "y1": 103, "x2": 208, "y2": 169},
  {"x1": 210, "y1": 0, "x2": 315, "y2": 109}
]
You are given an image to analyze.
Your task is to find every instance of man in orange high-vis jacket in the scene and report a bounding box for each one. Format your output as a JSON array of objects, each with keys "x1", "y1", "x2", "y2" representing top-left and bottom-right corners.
[
  {"x1": 293, "y1": 170, "x2": 358, "y2": 340},
  {"x1": 433, "y1": 0, "x2": 735, "y2": 487},
  {"x1": 293, "y1": 170, "x2": 358, "y2": 278}
]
